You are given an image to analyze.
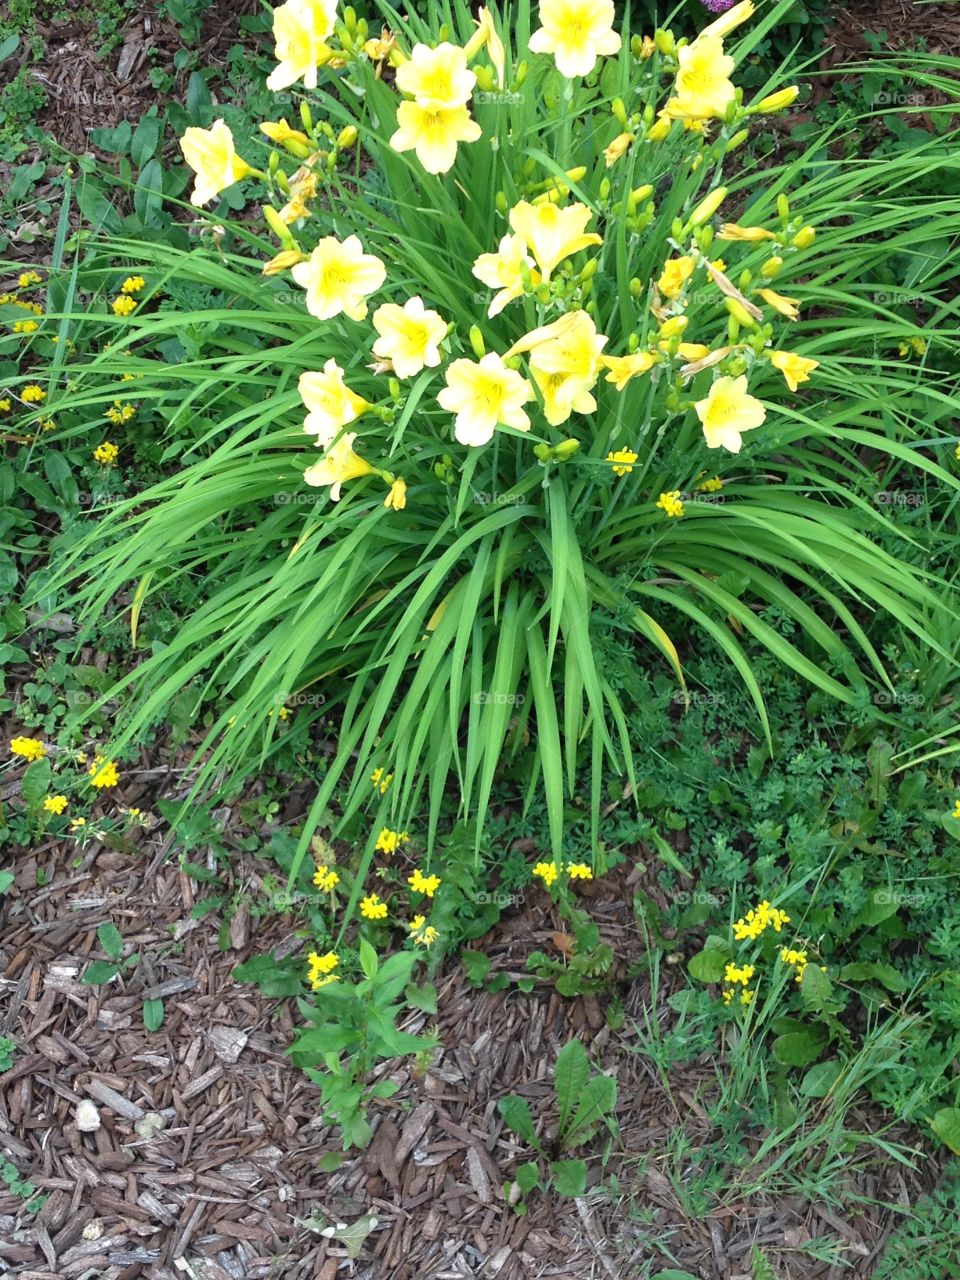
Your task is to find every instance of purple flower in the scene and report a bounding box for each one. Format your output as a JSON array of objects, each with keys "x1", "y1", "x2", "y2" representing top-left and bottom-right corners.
[{"x1": 701, "y1": 0, "x2": 737, "y2": 11}]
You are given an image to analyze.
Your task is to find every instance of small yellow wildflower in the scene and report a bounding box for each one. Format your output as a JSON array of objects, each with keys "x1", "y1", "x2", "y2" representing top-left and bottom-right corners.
[
  {"x1": 408, "y1": 868, "x2": 441, "y2": 898},
  {"x1": 22, "y1": 385, "x2": 46, "y2": 403},
  {"x1": 18, "y1": 271, "x2": 42, "y2": 287},
  {"x1": 121, "y1": 276, "x2": 146, "y2": 294},
  {"x1": 93, "y1": 442, "x2": 119, "y2": 466},
  {"x1": 10, "y1": 736, "x2": 47, "y2": 761},
  {"x1": 39, "y1": 418, "x2": 56, "y2": 431},
  {"x1": 384, "y1": 478, "x2": 408, "y2": 511},
  {"x1": 696, "y1": 475, "x2": 723, "y2": 493},
  {"x1": 43, "y1": 795, "x2": 69, "y2": 815},
  {"x1": 13, "y1": 319, "x2": 38, "y2": 334},
  {"x1": 413, "y1": 923, "x2": 439, "y2": 948},
  {"x1": 371, "y1": 767, "x2": 393, "y2": 793},
  {"x1": 312, "y1": 864, "x2": 340, "y2": 892},
  {"x1": 88, "y1": 756, "x2": 119, "y2": 789},
  {"x1": 567, "y1": 863, "x2": 593, "y2": 880},
  {"x1": 70, "y1": 817, "x2": 87, "y2": 831},
  {"x1": 656, "y1": 490, "x2": 685, "y2": 518},
  {"x1": 307, "y1": 950, "x2": 340, "y2": 990},
  {"x1": 376, "y1": 827, "x2": 410, "y2": 855},
  {"x1": 953, "y1": 798, "x2": 960, "y2": 819},
  {"x1": 606, "y1": 449, "x2": 638, "y2": 477},
  {"x1": 0, "y1": 398, "x2": 10, "y2": 413},
  {"x1": 532, "y1": 860, "x2": 560, "y2": 887},
  {"x1": 360, "y1": 893, "x2": 389, "y2": 920},
  {"x1": 733, "y1": 900, "x2": 790, "y2": 941},
  {"x1": 724, "y1": 963, "x2": 756, "y2": 986},
  {"x1": 111, "y1": 295, "x2": 137, "y2": 317},
  {"x1": 739, "y1": 988, "x2": 755, "y2": 1006}
]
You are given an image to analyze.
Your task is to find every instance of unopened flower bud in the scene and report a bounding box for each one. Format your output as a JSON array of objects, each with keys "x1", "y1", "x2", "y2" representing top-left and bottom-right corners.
[
  {"x1": 688, "y1": 186, "x2": 727, "y2": 227},
  {"x1": 336, "y1": 124, "x2": 358, "y2": 148},
  {"x1": 300, "y1": 102, "x2": 313, "y2": 133},
  {"x1": 760, "y1": 255, "x2": 783, "y2": 278},
  {"x1": 469, "y1": 325, "x2": 486, "y2": 359},
  {"x1": 659, "y1": 315, "x2": 688, "y2": 339},
  {"x1": 553, "y1": 438, "x2": 580, "y2": 460},
  {"x1": 474, "y1": 64, "x2": 495, "y2": 91},
  {"x1": 599, "y1": 177, "x2": 611, "y2": 201},
  {"x1": 496, "y1": 191, "x2": 508, "y2": 215},
  {"x1": 750, "y1": 85, "x2": 799, "y2": 114},
  {"x1": 612, "y1": 97, "x2": 628, "y2": 127},
  {"x1": 725, "y1": 298, "x2": 757, "y2": 328},
  {"x1": 725, "y1": 129, "x2": 749, "y2": 152},
  {"x1": 654, "y1": 28, "x2": 675, "y2": 56},
  {"x1": 792, "y1": 225, "x2": 816, "y2": 249},
  {"x1": 388, "y1": 377, "x2": 401, "y2": 400},
  {"x1": 515, "y1": 59, "x2": 528, "y2": 86},
  {"x1": 647, "y1": 117, "x2": 671, "y2": 142},
  {"x1": 629, "y1": 277, "x2": 643, "y2": 298}
]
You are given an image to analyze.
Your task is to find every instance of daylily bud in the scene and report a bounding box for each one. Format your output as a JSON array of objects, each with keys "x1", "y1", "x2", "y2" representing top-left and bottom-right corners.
[
  {"x1": 627, "y1": 332, "x2": 640, "y2": 352},
  {"x1": 725, "y1": 298, "x2": 757, "y2": 328},
  {"x1": 777, "y1": 194, "x2": 790, "y2": 221},
  {"x1": 654, "y1": 28, "x2": 675, "y2": 56},
  {"x1": 725, "y1": 129, "x2": 749, "y2": 152},
  {"x1": 659, "y1": 316, "x2": 688, "y2": 339},
  {"x1": 534, "y1": 442, "x2": 553, "y2": 463},
  {"x1": 389, "y1": 377, "x2": 401, "y2": 401},
  {"x1": 647, "y1": 117, "x2": 671, "y2": 142},
  {"x1": 761, "y1": 255, "x2": 783, "y2": 278},
  {"x1": 688, "y1": 186, "x2": 727, "y2": 227},
  {"x1": 629, "y1": 277, "x2": 643, "y2": 298},
  {"x1": 515, "y1": 60, "x2": 528, "y2": 87},
  {"x1": 579, "y1": 258, "x2": 599, "y2": 281},
  {"x1": 496, "y1": 191, "x2": 508, "y2": 215},
  {"x1": 474, "y1": 64, "x2": 495, "y2": 91},
  {"x1": 300, "y1": 102, "x2": 313, "y2": 133},
  {"x1": 268, "y1": 150, "x2": 280, "y2": 174},
  {"x1": 792, "y1": 225, "x2": 816, "y2": 249},
  {"x1": 565, "y1": 166, "x2": 587, "y2": 184},
  {"x1": 749, "y1": 85, "x2": 799, "y2": 114},
  {"x1": 262, "y1": 249, "x2": 305, "y2": 276},
  {"x1": 343, "y1": 5, "x2": 357, "y2": 32},
  {"x1": 738, "y1": 270, "x2": 752, "y2": 290},
  {"x1": 612, "y1": 97, "x2": 628, "y2": 127},
  {"x1": 629, "y1": 184, "x2": 653, "y2": 213},
  {"x1": 336, "y1": 125, "x2": 358, "y2": 148},
  {"x1": 726, "y1": 355, "x2": 748, "y2": 376},
  {"x1": 701, "y1": 0, "x2": 755, "y2": 40},
  {"x1": 599, "y1": 177, "x2": 612, "y2": 201},
  {"x1": 469, "y1": 325, "x2": 486, "y2": 359},
  {"x1": 553, "y1": 438, "x2": 580, "y2": 460},
  {"x1": 263, "y1": 205, "x2": 296, "y2": 248}
]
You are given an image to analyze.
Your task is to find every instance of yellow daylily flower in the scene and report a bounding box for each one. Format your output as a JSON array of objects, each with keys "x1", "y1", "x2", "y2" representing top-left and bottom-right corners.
[
  {"x1": 384, "y1": 478, "x2": 408, "y2": 511},
  {"x1": 389, "y1": 101, "x2": 482, "y2": 174},
  {"x1": 602, "y1": 350, "x2": 658, "y2": 390},
  {"x1": 603, "y1": 131, "x2": 635, "y2": 167},
  {"x1": 279, "y1": 169, "x2": 319, "y2": 223},
  {"x1": 290, "y1": 234, "x2": 386, "y2": 321},
  {"x1": 508, "y1": 200, "x2": 602, "y2": 282},
  {"x1": 657, "y1": 256, "x2": 696, "y2": 299},
  {"x1": 464, "y1": 7, "x2": 506, "y2": 88},
  {"x1": 371, "y1": 296, "x2": 448, "y2": 377},
  {"x1": 663, "y1": 35, "x2": 735, "y2": 121},
  {"x1": 527, "y1": 309, "x2": 608, "y2": 381},
  {"x1": 259, "y1": 119, "x2": 311, "y2": 145},
  {"x1": 180, "y1": 120, "x2": 256, "y2": 207},
  {"x1": 531, "y1": 365, "x2": 600, "y2": 426},
  {"x1": 770, "y1": 350, "x2": 819, "y2": 391},
  {"x1": 472, "y1": 233, "x2": 540, "y2": 317},
  {"x1": 395, "y1": 41, "x2": 476, "y2": 107},
  {"x1": 266, "y1": 0, "x2": 337, "y2": 91},
  {"x1": 437, "y1": 354, "x2": 533, "y2": 447},
  {"x1": 695, "y1": 375, "x2": 766, "y2": 452},
  {"x1": 298, "y1": 360, "x2": 372, "y2": 447},
  {"x1": 758, "y1": 288, "x2": 801, "y2": 319},
  {"x1": 528, "y1": 0, "x2": 621, "y2": 78},
  {"x1": 303, "y1": 432, "x2": 375, "y2": 500}
]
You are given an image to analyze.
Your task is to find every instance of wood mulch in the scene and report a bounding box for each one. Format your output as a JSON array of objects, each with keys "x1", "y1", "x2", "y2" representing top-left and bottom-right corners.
[{"x1": 0, "y1": 746, "x2": 943, "y2": 1279}]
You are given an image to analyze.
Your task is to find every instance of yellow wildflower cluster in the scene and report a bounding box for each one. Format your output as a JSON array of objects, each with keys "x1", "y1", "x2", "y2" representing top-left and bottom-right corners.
[
  {"x1": 93, "y1": 442, "x2": 119, "y2": 466},
  {"x1": 533, "y1": 860, "x2": 594, "y2": 887},
  {"x1": 657, "y1": 490, "x2": 685, "y2": 518},
  {"x1": 13, "y1": 319, "x2": 38, "y2": 334},
  {"x1": 407, "y1": 868, "x2": 441, "y2": 898},
  {"x1": 21, "y1": 385, "x2": 46, "y2": 404},
  {"x1": 607, "y1": 449, "x2": 638, "y2": 476},
  {"x1": 360, "y1": 892, "x2": 389, "y2": 920},
  {"x1": 111, "y1": 295, "x2": 137, "y2": 317},
  {"x1": 313, "y1": 863, "x2": 340, "y2": 892},
  {"x1": 409, "y1": 915, "x2": 439, "y2": 948},
  {"x1": 105, "y1": 401, "x2": 136, "y2": 425},
  {"x1": 376, "y1": 827, "x2": 410, "y2": 855},
  {"x1": 371, "y1": 767, "x2": 393, "y2": 793},
  {"x1": 43, "y1": 795, "x2": 69, "y2": 815},
  {"x1": 953, "y1": 798, "x2": 960, "y2": 820},
  {"x1": 307, "y1": 950, "x2": 339, "y2": 990},
  {"x1": 721, "y1": 961, "x2": 755, "y2": 1006},
  {"x1": 10, "y1": 736, "x2": 47, "y2": 762},
  {"x1": 88, "y1": 756, "x2": 120, "y2": 788},
  {"x1": 733, "y1": 900, "x2": 791, "y2": 941},
  {"x1": 780, "y1": 946, "x2": 809, "y2": 982},
  {"x1": 121, "y1": 276, "x2": 146, "y2": 295}
]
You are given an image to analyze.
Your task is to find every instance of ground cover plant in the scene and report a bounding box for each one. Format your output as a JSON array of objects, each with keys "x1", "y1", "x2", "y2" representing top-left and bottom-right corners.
[{"x1": 3, "y1": 0, "x2": 960, "y2": 1270}]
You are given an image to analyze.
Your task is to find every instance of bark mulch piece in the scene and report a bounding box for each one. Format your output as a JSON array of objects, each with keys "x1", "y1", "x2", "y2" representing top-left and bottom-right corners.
[{"x1": 0, "y1": 794, "x2": 942, "y2": 1279}]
